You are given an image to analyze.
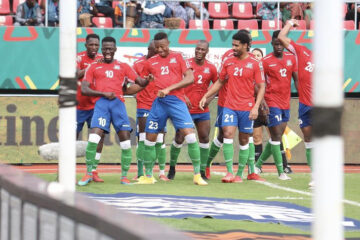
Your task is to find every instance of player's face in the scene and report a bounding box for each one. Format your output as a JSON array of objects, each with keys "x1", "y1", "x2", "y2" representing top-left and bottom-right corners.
[
  {"x1": 85, "y1": 38, "x2": 100, "y2": 58},
  {"x1": 272, "y1": 38, "x2": 284, "y2": 56},
  {"x1": 252, "y1": 49, "x2": 263, "y2": 60},
  {"x1": 154, "y1": 39, "x2": 170, "y2": 57},
  {"x1": 232, "y1": 40, "x2": 247, "y2": 57},
  {"x1": 194, "y1": 42, "x2": 208, "y2": 61},
  {"x1": 101, "y1": 42, "x2": 116, "y2": 63}
]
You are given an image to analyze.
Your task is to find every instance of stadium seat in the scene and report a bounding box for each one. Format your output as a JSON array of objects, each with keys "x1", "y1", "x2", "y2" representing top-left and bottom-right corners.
[
  {"x1": 232, "y1": 3, "x2": 253, "y2": 19},
  {"x1": 237, "y1": 19, "x2": 258, "y2": 30},
  {"x1": 286, "y1": 20, "x2": 306, "y2": 30},
  {"x1": 344, "y1": 20, "x2": 355, "y2": 30},
  {"x1": 178, "y1": 18, "x2": 186, "y2": 29},
  {"x1": 12, "y1": 0, "x2": 25, "y2": 12},
  {"x1": 213, "y1": 19, "x2": 234, "y2": 30},
  {"x1": 189, "y1": 19, "x2": 210, "y2": 29},
  {"x1": 92, "y1": 17, "x2": 113, "y2": 28},
  {"x1": 208, "y1": 2, "x2": 229, "y2": 18},
  {"x1": 262, "y1": 20, "x2": 282, "y2": 30},
  {"x1": 0, "y1": 0, "x2": 10, "y2": 14},
  {"x1": 256, "y1": 3, "x2": 263, "y2": 13},
  {"x1": 310, "y1": 20, "x2": 315, "y2": 30},
  {"x1": 0, "y1": 15, "x2": 12, "y2": 26}
]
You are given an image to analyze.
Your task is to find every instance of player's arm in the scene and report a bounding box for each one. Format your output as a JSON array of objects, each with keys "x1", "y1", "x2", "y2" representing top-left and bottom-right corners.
[
  {"x1": 158, "y1": 69, "x2": 194, "y2": 97},
  {"x1": 199, "y1": 79, "x2": 224, "y2": 110},
  {"x1": 249, "y1": 62, "x2": 266, "y2": 120},
  {"x1": 292, "y1": 71, "x2": 299, "y2": 92},
  {"x1": 81, "y1": 81, "x2": 115, "y2": 99},
  {"x1": 278, "y1": 19, "x2": 299, "y2": 49},
  {"x1": 123, "y1": 83, "x2": 145, "y2": 95},
  {"x1": 77, "y1": 68, "x2": 86, "y2": 79}
]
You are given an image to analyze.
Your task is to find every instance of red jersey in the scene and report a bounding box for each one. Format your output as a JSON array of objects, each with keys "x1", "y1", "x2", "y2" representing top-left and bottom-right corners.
[
  {"x1": 219, "y1": 55, "x2": 265, "y2": 111},
  {"x1": 84, "y1": 60, "x2": 138, "y2": 102},
  {"x1": 287, "y1": 40, "x2": 313, "y2": 106},
  {"x1": 184, "y1": 58, "x2": 218, "y2": 114},
  {"x1": 263, "y1": 52, "x2": 297, "y2": 109},
  {"x1": 76, "y1": 51, "x2": 103, "y2": 110},
  {"x1": 133, "y1": 56, "x2": 157, "y2": 110},
  {"x1": 144, "y1": 51, "x2": 191, "y2": 102}
]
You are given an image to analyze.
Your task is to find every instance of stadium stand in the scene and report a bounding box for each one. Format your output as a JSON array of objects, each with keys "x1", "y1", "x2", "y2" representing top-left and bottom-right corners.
[
  {"x1": 262, "y1": 19, "x2": 282, "y2": 30},
  {"x1": 0, "y1": 164, "x2": 187, "y2": 239},
  {"x1": 0, "y1": 15, "x2": 12, "y2": 26},
  {"x1": 287, "y1": 19, "x2": 306, "y2": 30},
  {"x1": 213, "y1": 19, "x2": 234, "y2": 30},
  {"x1": 344, "y1": 20, "x2": 355, "y2": 30},
  {"x1": 232, "y1": 3, "x2": 253, "y2": 19},
  {"x1": 12, "y1": 0, "x2": 25, "y2": 13},
  {"x1": 92, "y1": 17, "x2": 113, "y2": 28},
  {"x1": 208, "y1": 2, "x2": 229, "y2": 19},
  {"x1": 0, "y1": 0, "x2": 10, "y2": 14},
  {"x1": 237, "y1": 19, "x2": 258, "y2": 30},
  {"x1": 189, "y1": 19, "x2": 210, "y2": 29}
]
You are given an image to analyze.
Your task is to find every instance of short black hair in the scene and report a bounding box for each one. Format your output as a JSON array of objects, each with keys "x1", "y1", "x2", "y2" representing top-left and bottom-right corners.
[
  {"x1": 102, "y1": 36, "x2": 116, "y2": 44},
  {"x1": 86, "y1": 34, "x2": 100, "y2": 42},
  {"x1": 272, "y1": 30, "x2": 280, "y2": 40},
  {"x1": 252, "y1": 48, "x2": 264, "y2": 57},
  {"x1": 232, "y1": 32, "x2": 251, "y2": 45},
  {"x1": 154, "y1": 32, "x2": 168, "y2": 41}
]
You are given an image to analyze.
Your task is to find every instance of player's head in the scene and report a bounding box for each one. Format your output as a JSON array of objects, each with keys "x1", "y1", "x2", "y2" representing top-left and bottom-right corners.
[
  {"x1": 232, "y1": 32, "x2": 251, "y2": 57},
  {"x1": 101, "y1": 36, "x2": 117, "y2": 63},
  {"x1": 195, "y1": 40, "x2": 209, "y2": 62},
  {"x1": 251, "y1": 48, "x2": 263, "y2": 60},
  {"x1": 85, "y1": 34, "x2": 100, "y2": 58},
  {"x1": 238, "y1": 29, "x2": 252, "y2": 51},
  {"x1": 147, "y1": 40, "x2": 156, "y2": 59},
  {"x1": 154, "y1": 32, "x2": 170, "y2": 57},
  {"x1": 271, "y1": 30, "x2": 284, "y2": 56},
  {"x1": 26, "y1": 0, "x2": 36, "y2": 7}
]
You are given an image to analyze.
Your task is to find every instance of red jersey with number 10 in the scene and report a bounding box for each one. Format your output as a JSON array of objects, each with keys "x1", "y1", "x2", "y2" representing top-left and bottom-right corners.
[
  {"x1": 133, "y1": 56, "x2": 157, "y2": 110},
  {"x1": 144, "y1": 51, "x2": 191, "y2": 102},
  {"x1": 84, "y1": 60, "x2": 138, "y2": 102},
  {"x1": 76, "y1": 51, "x2": 103, "y2": 110},
  {"x1": 287, "y1": 40, "x2": 313, "y2": 106},
  {"x1": 184, "y1": 58, "x2": 218, "y2": 114},
  {"x1": 263, "y1": 52, "x2": 297, "y2": 109},
  {"x1": 219, "y1": 55, "x2": 265, "y2": 111}
]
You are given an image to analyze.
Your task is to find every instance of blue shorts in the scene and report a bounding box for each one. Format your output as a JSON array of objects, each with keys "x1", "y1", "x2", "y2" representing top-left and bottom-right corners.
[
  {"x1": 76, "y1": 109, "x2": 94, "y2": 134},
  {"x1": 267, "y1": 107, "x2": 290, "y2": 127},
  {"x1": 221, "y1": 107, "x2": 254, "y2": 134},
  {"x1": 215, "y1": 105, "x2": 224, "y2": 127},
  {"x1": 146, "y1": 95, "x2": 194, "y2": 133},
  {"x1": 91, "y1": 97, "x2": 132, "y2": 133},
  {"x1": 298, "y1": 102, "x2": 312, "y2": 128},
  {"x1": 191, "y1": 112, "x2": 210, "y2": 123},
  {"x1": 136, "y1": 108, "x2": 167, "y2": 135}
]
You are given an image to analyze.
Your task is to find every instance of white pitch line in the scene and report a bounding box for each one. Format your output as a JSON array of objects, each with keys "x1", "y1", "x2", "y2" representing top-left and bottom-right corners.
[{"x1": 256, "y1": 181, "x2": 360, "y2": 207}]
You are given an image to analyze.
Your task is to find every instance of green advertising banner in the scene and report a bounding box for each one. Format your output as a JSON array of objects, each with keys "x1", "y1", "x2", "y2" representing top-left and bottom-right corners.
[{"x1": 0, "y1": 27, "x2": 360, "y2": 92}]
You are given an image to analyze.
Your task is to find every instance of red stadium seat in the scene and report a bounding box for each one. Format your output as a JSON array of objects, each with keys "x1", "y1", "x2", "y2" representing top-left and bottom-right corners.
[
  {"x1": 0, "y1": 0, "x2": 10, "y2": 14},
  {"x1": 112, "y1": 0, "x2": 120, "y2": 9},
  {"x1": 213, "y1": 19, "x2": 234, "y2": 30},
  {"x1": 178, "y1": 18, "x2": 186, "y2": 29},
  {"x1": 189, "y1": 19, "x2": 210, "y2": 29},
  {"x1": 286, "y1": 20, "x2": 306, "y2": 30},
  {"x1": 310, "y1": 20, "x2": 315, "y2": 30},
  {"x1": 232, "y1": 3, "x2": 253, "y2": 19},
  {"x1": 344, "y1": 20, "x2": 355, "y2": 30},
  {"x1": 256, "y1": 3, "x2": 263, "y2": 14},
  {"x1": 262, "y1": 20, "x2": 282, "y2": 30},
  {"x1": 238, "y1": 19, "x2": 258, "y2": 30},
  {"x1": 92, "y1": 17, "x2": 113, "y2": 28},
  {"x1": 208, "y1": 2, "x2": 229, "y2": 18},
  {"x1": 0, "y1": 15, "x2": 13, "y2": 26}
]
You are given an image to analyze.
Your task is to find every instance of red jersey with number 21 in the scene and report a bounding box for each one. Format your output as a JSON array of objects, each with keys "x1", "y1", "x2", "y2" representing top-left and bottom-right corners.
[
  {"x1": 144, "y1": 51, "x2": 191, "y2": 102},
  {"x1": 219, "y1": 55, "x2": 265, "y2": 111},
  {"x1": 84, "y1": 60, "x2": 138, "y2": 102},
  {"x1": 185, "y1": 58, "x2": 218, "y2": 114}
]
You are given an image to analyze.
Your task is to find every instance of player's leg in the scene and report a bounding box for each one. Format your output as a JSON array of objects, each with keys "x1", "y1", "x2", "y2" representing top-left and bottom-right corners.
[
  {"x1": 253, "y1": 123, "x2": 264, "y2": 162},
  {"x1": 194, "y1": 114, "x2": 210, "y2": 180},
  {"x1": 168, "y1": 130, "x2": 184, "y2": 180},
  {"x1": 92, "y1": 133, "x2": 105, "y2": 182},
  {"x1": 299, "y1": 103, "x2": 313, "y2": 170},
  {"x1": 155, "y1": 132, "x2": 168, "y2": 181},
  {"x1": 136, "y1": 113, "x2": 148, "y2": 178}
]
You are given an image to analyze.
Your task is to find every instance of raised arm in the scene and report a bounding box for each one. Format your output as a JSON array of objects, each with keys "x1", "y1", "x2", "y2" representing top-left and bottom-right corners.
[{"x1": 278, "y1": 19, "x2": 299, "y2": 49}]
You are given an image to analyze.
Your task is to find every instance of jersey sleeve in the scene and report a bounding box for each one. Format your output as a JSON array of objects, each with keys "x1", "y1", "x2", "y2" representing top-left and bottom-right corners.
[
  {"x1": 76, "y1": 55, "x2": 82, "y2": 69},
  {"x1": 123, "y1": 63, "x2": 138, "y2": 83},
  {"x1": 83, "y1": 64, "x2": 95, "y2": 84},
  {"x1": 291, "y1": 55, "x2": 298, "y2": 72},
  {"x1": 254, "y1": 60, "x2": 265, "y2": 84},
  {"x1": 218, "y1": 61, "x2": 228, "y2": 82},
  {"x1": 133, "y1": 61, "x2": 146, "y2": 77},
  {"x1": 179, "y1": 54, "x2": 192, "y2": 75},
  {"x1": 210, "y1": 64, "x2": 218, "y2": 83},
  {"x1": 287, "y1": 40, "x2": 301, "y2": 56}
]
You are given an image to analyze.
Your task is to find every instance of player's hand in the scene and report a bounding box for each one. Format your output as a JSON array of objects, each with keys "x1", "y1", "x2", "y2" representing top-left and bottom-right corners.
[
  {"x1": 158, "y1": 88, "x2": 169, "y2": 98},
  {"x1": 199, "y1": 96, "x2": 207, "y2": 111},
  {"x1": 249, "y1": 107, "x2": 259, "y2": 120},
  {"x1": 184, "y1": 96, "x2": 192, "y2": 109},
  {"x1": 146, "y1": 74, "x2": 154, "y2": 82},
  {"x1": 289, "y1": 19, "x2": 299, "y2": 27},
  {"x1": 260, "y1": 101, "x2": 269, "y2": 115},
  {"x1": 104, "y1": 92, "x2": 116, "y2": 100}
]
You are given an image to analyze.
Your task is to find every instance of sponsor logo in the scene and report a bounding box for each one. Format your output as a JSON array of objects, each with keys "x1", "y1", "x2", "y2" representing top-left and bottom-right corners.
[{"x1": 122, "y1": 124, "x2": 130, "y2": 127}]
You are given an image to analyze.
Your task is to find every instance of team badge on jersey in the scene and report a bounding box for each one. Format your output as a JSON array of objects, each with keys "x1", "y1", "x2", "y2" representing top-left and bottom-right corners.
[
  {"x1": 170, "y1": 58, "x2": 177, "y2": 63},
  {"x1": 204, "y1": 67, "x2": 210, "y2": 73},
  {"x1": 286, "y1": 60, "x2": 293, "y2": 66},
  {"x1": 246, "y1": 63, "x2": 253, "y2": 69},
  {"x1": 114, "y1": 65, "x2": 120, "y2": 70}
]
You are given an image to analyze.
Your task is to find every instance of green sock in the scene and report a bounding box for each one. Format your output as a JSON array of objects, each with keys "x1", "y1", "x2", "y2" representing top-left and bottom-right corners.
[
  {"x1": 223, "y1": 143, "x2": 234, "y2": 174},
  {"x1": 158, "y1": 144, "x2": 166, "y2": 171},
  {"x1": 121, "y1": 148, "x2": 132, "y2": 177},
  {"x1": 136, "y1": 141, "x2": 145, "y2": 176},
  {"x1": 144, "y1": 144, "x2": 156, "y2": 176},
  {"x1": 92, "y1": 152, "x2": 101, "y2": 171},
  {"x1": 200, "y1": 145, "x2": 209, "y2": 172},
  {"x1": 306, "y1": 148, "x2": 312, "y2": 170},
  {"x1": 255, "y1": 142, "x2": 272, "y2": 168},
  {"x1": 85, "y1": 142, "x2": 97, "y2": 173},
  {"x1": 188, "y1": 142, "x2": 201, "y2": 174},
  {"x1": 247, "y1": 143, "x2": 255, "y2": 174},
  {"x1": 207, "y1": 140, "x2": 221, "y2": 167},
  {"x1": 170, "y1": 144, "x2": 181, "y2": 167},
  {"x1": 236, "y1": 147, "x2": 250, "y2": 177},
  {"x1": 271, "y1": 143, "x2": 284, "y2": 175}
]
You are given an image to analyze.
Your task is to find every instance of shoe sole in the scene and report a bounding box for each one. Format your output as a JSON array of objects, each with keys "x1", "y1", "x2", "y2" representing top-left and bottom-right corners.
[{"x1": 221, "y1": 179, "x2": 234, "y2": 183}]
